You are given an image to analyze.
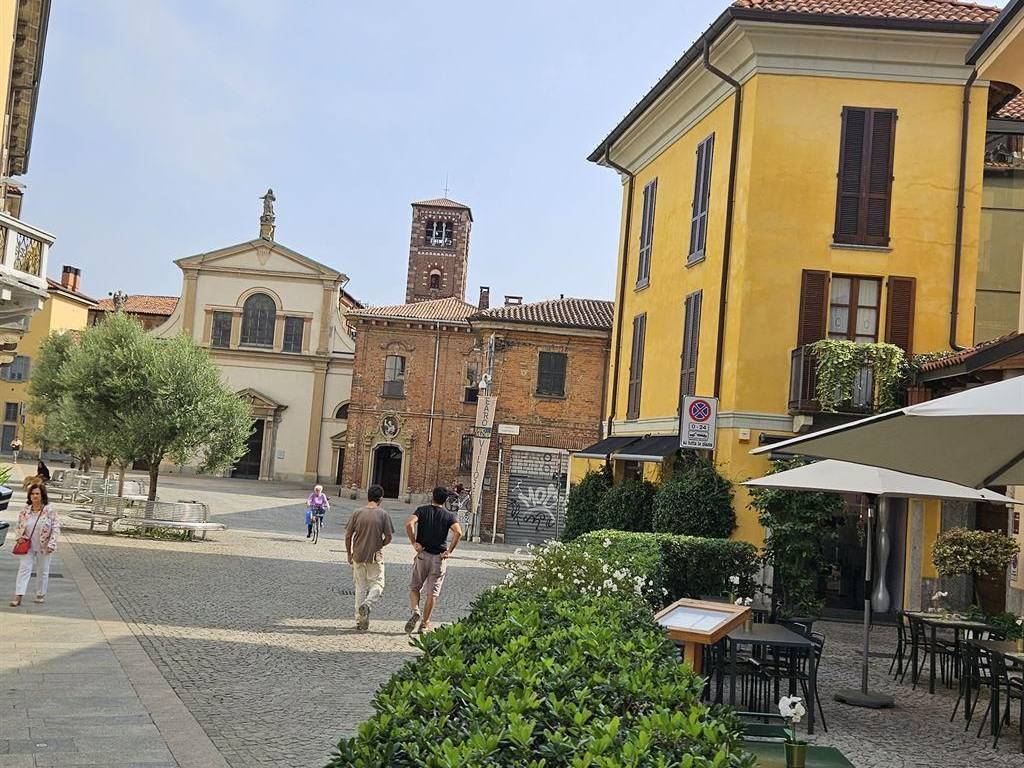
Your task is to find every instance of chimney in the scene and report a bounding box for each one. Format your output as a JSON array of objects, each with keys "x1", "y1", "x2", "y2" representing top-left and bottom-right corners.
[
  {"x1": 478, "y1": 286, "x2": 490, "y2": 310},
  {"x1": 61, "y1": 265, "x2": 81, "y2": 293},
  {"x1": 504, "y1": 295, "x2": 522, "y2": 307}
]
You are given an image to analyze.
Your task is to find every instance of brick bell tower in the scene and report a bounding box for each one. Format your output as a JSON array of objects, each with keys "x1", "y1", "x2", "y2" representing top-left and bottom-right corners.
[{"x1": 405, "y1": 197, "x2": 472, "y2": 303}]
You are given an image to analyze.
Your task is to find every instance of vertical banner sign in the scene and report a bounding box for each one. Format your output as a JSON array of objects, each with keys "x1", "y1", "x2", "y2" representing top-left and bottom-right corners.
[
  {"x1": 470, "y1": 395, "x2": 498, "y2": 538},
  {"x1": 679, "y1": 395, "x2": 718, "y2": 450}
]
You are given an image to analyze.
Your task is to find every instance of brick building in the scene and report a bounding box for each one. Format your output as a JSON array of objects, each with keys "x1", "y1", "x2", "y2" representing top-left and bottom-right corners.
[
  {"x1": 470, "y1": 298, "x2": 613, "y2": 544},
  {"x1": 89, "y1": 294, "x2": 179, "y2": 330},
  {"x1": 405, "y1": 198, "x2": 472, "y2": 303}
]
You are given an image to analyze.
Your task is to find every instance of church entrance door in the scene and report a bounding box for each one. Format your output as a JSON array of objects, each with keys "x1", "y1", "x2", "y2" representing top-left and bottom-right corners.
[
  {"x1": 232, "y1": 420, "x2": 265, "y2": 479},
  {"x1": 372, "y1": 445, "x2": 402, "y2": 498}
]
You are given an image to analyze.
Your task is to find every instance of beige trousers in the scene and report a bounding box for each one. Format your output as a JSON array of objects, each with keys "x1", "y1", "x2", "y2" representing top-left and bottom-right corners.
[{"x1": 352, "y1": 552, "x2": 385, "y2": 619}]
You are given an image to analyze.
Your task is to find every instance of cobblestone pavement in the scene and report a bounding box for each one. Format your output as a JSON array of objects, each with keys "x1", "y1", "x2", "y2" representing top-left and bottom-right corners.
[
  {"x1": 62, "y1": 474, "x2": 510, "y2": 768},
  {"x1": 801, "y1": 620, "x2": 1024, "y2": 767}
]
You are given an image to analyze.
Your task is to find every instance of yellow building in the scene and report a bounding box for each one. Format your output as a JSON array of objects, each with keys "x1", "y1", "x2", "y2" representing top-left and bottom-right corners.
[
  {"x1": 581, "y1": 0, "x2": 1024, "y2": 614},
  {"x1": 0, "y1": 266, "x2": 95, "y2": 453}
]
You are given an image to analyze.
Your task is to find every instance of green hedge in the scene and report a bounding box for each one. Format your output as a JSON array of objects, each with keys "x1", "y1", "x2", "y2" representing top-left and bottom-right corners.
[
  {"x1": 595, "y1": 477, "x2": 657, "y2": 533},
  {"x1": 575, "y1": 529, "x2": 758, "y2": 605},
  {"x1": 329, "y1": 586, "x2": 755, "y2": 767},
  {"x1": 652, "y1": 457, "x2": 735, "y2": 538},
  {"x1": 562, "y1": 467, "x2": 612, "y2": 541}
]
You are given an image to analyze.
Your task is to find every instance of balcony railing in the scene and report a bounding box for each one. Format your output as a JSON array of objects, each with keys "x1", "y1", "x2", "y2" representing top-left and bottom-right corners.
[
  {"x1": 0, "y1": 209, "x2": 51, "y2": 287},
  {"x1": 789, "y1": 345, "x2": 875, "y2": 414}
]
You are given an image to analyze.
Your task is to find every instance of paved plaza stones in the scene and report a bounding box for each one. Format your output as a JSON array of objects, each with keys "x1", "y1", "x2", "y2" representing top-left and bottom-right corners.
[{"x1": 4, "y1": 471, "x2": 1024, "y2": 767}]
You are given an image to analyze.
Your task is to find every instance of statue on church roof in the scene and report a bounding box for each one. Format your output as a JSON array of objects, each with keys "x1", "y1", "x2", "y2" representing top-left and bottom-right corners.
[{"x1": 259, "y1": 188, "x2": 276, "y2": 240}]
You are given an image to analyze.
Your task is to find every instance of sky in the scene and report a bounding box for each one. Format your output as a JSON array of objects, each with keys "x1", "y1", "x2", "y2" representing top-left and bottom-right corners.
[{"x1": 23, "y1": 0, "x2": 726, "y2": 307}]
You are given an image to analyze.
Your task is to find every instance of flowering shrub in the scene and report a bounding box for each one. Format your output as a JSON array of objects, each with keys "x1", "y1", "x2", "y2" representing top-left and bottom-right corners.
[
  {"x1": 507, "y1": 530, "x2": 757, "y2": 609},
  {"x1": 329, "y1": 587, "x2": 756, "y2": 767},
  {"x1": 932, "y1": 527, "x2": 1019, "y2": 578}
]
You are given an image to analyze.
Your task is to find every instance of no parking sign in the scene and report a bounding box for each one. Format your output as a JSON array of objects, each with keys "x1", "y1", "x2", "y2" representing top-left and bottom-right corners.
[{"x1": 680, "y1": 396, "x2": 718, "y2": 450}]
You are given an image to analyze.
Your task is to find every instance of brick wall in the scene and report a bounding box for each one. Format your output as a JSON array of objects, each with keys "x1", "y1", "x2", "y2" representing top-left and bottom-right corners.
[
  {"x1": 405, "y1": 205, "x2": 472, "y2": 303},
  {"x1": 343, "y1": 317, "x2": 480, "y2": 497}
]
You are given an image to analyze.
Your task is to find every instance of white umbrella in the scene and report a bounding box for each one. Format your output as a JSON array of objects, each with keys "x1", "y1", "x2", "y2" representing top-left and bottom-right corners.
[
  {"x1": 744, "y1": 459, "x2": 1020, "y2": 709},
  {"x1": 751, "y1": 376, "x2": 1024, "y2": 488}
]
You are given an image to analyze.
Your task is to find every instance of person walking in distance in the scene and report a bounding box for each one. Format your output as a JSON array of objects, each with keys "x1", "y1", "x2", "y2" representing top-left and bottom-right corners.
[
  {"x1": 345, "y1": 484, "x2": 394, "y2": 631},
  {"x1": 405, "y1": 486, "x2": 462, "y2": 634}
]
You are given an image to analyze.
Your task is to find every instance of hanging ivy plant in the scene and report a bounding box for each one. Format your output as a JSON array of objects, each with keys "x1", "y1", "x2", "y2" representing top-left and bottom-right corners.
[{"x1": 810, "y1": 339, "x2": 908, "y2": 412}]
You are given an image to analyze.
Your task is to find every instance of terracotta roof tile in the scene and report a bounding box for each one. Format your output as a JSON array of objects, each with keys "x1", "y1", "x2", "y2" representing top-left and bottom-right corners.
[
  {"x1": 920, "y1": 330, "x2": 1021, "y2": 371},
  {"x1": 93, "y1": 295, "x2": 179, "y2": 316},
  {"x1": 996, "y1": 93, "x2": 1024, "y2": 121},
  {"x1": 412, "y1": 197, "x2": 471, "y2": 211},
  {"x1": 471, "y1": 297, "x2": 614, "y2": 331},
  {"x1": 346, "y1": 296, "x2": 479, "y2": 324},
  {"x1": 732, "y1": 0, "x2": 1000, "y2": 23},
  {"x1": 45, "y1": 278, "x2": 99, "y2": 305}
]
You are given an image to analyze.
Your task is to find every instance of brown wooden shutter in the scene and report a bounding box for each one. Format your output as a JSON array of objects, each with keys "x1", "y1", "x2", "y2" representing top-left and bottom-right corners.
[
  {"x1": 638, "y1": 180, "x2": 656, "y2": 284},
  {"x1": 627, "y1": 313, "x2": 646, "y2": 419},
  {"x1": 834, "y1": 108, "x2": 896, "y2": 246},
  {"x1": 865, "y1": 110, "x2": 896, "y2": 244},
  {"x1": 689, "y1": 135, "x2": 714, "y2": 259},
  {"x1": 679, "y1": 291, "x2": 702, "y2": 401},
  {"x1": 834, "y1": 108, "x2": 866, "y2": 243},
  {"x1": 885, "y1": 276, "x2": 916, "y2": 354},
  {"x1": 797, "y1": 270, "x2": 830, "y2": 346}
]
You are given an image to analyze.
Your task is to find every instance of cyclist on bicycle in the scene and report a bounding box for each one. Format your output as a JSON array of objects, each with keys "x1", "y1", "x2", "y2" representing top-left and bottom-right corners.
[{"x1": 305, "y1": 484, "x2": 330, "y2": 538}]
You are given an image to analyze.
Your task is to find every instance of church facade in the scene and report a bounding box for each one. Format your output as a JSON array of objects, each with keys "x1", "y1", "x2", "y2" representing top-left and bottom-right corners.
[{"x1": 152, "y1": 191, "x2": 358, "y2": 484}]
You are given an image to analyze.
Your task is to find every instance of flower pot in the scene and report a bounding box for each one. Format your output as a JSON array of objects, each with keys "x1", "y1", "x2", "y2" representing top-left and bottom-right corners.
[
  {"x1": 743, "y1": 618, "x2": 753, "y2": 633},
  {"x1": 785, "y1": 741, "x2": 807, "y2": 768},
  {"x1": 1016, "y1": 637, "x2": 1023, "y2": 653}
]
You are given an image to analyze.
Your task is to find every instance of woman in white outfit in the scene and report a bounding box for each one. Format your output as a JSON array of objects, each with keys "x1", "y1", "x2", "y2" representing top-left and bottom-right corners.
[{"x1": 9, "y1": 483, "x2": 60, "y2": 607}]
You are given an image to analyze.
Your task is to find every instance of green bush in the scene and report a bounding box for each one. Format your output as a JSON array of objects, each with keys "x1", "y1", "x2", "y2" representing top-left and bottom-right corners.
[
  {"x1": 562, "y1": 466, "x2": 612, "y2": 541},
  {"x1": 574, "y1": 530, "x2": 758, "y2": 605},
  {"x1": 596, "y1": 477, "x2": 657, "y2": 533},
  {"x1": 652, "y1": 455, "x2": 735, "y2": 538},
  {"x1": 329, "y1": 586, "x2": 755, "y2": 767}
]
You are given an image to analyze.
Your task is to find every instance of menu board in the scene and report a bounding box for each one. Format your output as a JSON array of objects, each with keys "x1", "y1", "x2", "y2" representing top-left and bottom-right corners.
[{"x1": 654, "y1": 598, "x2": 750, "y2": 645}]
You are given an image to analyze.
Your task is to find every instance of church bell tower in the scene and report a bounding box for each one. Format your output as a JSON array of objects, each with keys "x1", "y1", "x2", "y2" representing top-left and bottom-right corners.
[{"x1": 405, "y1": 197, "x2": 472, "y2": 303}]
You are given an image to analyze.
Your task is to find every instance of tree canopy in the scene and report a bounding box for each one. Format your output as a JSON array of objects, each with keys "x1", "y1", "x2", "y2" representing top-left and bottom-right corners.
[{"x1": 28, "y1": 313, "x2": 252, "y2": 499}]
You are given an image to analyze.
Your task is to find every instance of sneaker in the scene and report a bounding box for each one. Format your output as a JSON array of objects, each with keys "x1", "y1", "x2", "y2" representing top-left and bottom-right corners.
[
  {"x1": 357, "y1": 603, "x2": 370, "y2": 630},
  {"x1": 404, "y1": 609, "x2": 421, "y2": 634}
]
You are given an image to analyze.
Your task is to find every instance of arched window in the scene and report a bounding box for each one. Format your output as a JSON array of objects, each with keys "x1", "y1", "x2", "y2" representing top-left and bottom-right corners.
[
  {"x1": 428, "y1": 270, "x2": 442, "y2": 291},
  {"x1": 335, "y1": 403, "x2": 349, "y2": 420},
  {"x1": 240, "y1": 293, "x2": 276, "y2": 347}
]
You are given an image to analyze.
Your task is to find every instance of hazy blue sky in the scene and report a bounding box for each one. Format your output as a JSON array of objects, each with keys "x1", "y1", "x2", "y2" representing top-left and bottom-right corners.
[{"x1": 24, "y1": 1, "x2": 724, "y2": 306}]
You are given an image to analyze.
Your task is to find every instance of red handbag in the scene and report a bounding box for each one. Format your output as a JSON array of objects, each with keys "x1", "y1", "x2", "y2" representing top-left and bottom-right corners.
[{"x1": 12, "y1": 512, "x2": 42, "y2": 555}]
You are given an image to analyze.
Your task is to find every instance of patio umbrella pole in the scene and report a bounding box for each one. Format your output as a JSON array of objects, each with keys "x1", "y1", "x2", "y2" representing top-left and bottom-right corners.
[{"x1": 834, "y1": 494, "x2": 895, "y2": 709}]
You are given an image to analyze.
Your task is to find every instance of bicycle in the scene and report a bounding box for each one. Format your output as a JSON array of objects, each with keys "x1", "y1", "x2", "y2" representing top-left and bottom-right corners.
[
  {"x1": 444, "y1": 488, "x2": 472, "y2": 531},
  {"x1": 309, "y1": 507, "x2": 326, "y2": 544}
]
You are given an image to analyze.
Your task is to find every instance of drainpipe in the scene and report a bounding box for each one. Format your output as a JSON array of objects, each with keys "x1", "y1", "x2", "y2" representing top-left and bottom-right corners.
[
  {"x1": 950, "y1": 70, "x2": 978, "y2": 352},
  {"x1": 427, "y1": 319, "x2": 441, "y2": 443},
  {"x1": 702, "y1": 39, "x2": 742, "y2": 399},
  {"x1": 603, "y1": 150, "x2": 635, "y2": 438}
]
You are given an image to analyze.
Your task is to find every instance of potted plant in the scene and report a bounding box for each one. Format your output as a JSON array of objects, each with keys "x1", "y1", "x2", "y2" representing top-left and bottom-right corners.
[
  {"x1": 932, "y1": 527, "x2": 1020, "y2": 610},
  {"x1": 735, "y1": 596, "x2": 753, "y2": 632},
  {"x1": 778, "y1": 696, "x2": 807, "y2": 768}
]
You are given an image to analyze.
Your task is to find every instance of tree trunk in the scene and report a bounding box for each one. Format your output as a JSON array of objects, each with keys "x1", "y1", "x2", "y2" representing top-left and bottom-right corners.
[
  {"x1": 103, "y1": 458, "x2": 112, "y2": 480},
  {"x1": 148, "y1": 462, "x2": 160, "y2": 502},
  {"x1": 117, "y1": 463, "x2": 126, "y2": 497}
]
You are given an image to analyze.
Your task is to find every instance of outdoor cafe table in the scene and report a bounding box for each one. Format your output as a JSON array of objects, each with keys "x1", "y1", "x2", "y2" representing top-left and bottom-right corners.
[
  {"x1": 907, "y1": 612, "x2": 994, "y2": 694},
  {"x1": 743, "y1": 741, "x2": 854, "y2": 767},
  {"x1": 967, "y1": 639, "x2": 1024, "y2": 739},
  {"x1": 726, "y1": 623, "x2": 818, "y2": 734}
]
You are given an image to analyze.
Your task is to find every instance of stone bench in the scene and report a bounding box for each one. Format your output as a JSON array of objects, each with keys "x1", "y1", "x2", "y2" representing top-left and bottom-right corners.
[{"x1": 67, "y1": 494, "x2": 225, "y2": 539}]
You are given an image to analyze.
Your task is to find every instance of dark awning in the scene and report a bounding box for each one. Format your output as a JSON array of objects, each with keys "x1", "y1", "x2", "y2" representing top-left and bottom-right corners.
[
  {"x1": 614, "y1": 435, "x2": 680, "y2": 463},
  {"x1": 574, "y1": 436, "x2": 641, "y2": 459}
]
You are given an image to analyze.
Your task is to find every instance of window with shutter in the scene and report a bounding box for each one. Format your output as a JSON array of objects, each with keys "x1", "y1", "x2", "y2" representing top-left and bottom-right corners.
[
  {"x1": 536, "y1": 351, "x2": 567, "y2": 397},
  {"x1": 827, "y1": 276, "x2": 881, "y2": 342},
  {"x1": 797, "y1": 270, "x2": 830, "y2": 346},
  {"x1": 689, "y1": 135, "x2": 714, "y2": 262},
  {"x1": 679, "y1": 291, "x2": 702, "y2": 402},
  {"x1": 627, "y1": 314, "x2": 646, "y2": 419},
  {"x1": 834, "y1": 107, "x2": 896, "y2": 247},
  {"x1": 885, "y1": 276, "x2": 916, "y2": 354},
  {"x1": 637, "y1": 180, "x2": 657, "y2": 287}
]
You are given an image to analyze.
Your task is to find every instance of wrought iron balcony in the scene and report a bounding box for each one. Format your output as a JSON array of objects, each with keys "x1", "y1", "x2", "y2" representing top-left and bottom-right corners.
[
  {"x1": 789, "y1": 345, "x2": 875, "y2": 414},
  {"x1": 0, "y1": 209, "x2": 51, "y2": 289}
]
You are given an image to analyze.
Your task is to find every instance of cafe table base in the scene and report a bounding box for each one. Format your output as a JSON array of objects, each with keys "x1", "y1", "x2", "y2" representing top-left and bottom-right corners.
[{"x1": 833, "y1": 687, "x2": 895, "y2": 709}]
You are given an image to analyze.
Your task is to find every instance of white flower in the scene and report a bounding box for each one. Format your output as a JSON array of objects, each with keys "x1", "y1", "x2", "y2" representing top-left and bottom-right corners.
[
  {"x1": 1017, "y1": 618, "x2": 1023, "y2": 627},
  {"x1": 662, "y1": 588, "x2": 669, "y2": 596},
  {"x1": 735, "y1": 597, "x2": 753, "y2": 607},
  {"x1": 729, "y1": 575, "x2": 741, "y2": 586},
  {"x1": 602, "y1": 538, "x2": 612, "y2": 549},
  {"x1": 931, "y1": 590, "x2": 949, "y2": 602},
  {"x1": 778, "y1": 696, "x2": 806, "y2": 723}
]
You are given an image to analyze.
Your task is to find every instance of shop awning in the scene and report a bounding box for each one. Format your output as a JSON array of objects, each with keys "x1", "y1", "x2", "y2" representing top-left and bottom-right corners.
[
  {"x1": 614, "y1": 435, "x2": 680, "y2": 463},
  {"x1": 574, "y1": 436, "x2": 641, "y2": 459}
]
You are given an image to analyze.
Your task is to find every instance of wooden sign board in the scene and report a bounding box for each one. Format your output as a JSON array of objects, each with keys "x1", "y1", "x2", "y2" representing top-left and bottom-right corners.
[{"x1": 654, "y1": 598, "x2": 751, "y2": 672}]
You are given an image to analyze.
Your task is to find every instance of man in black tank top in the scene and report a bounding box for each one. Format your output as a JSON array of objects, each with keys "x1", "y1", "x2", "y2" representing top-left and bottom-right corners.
[{"x1": 404, "y1": 486, "x2": 463, "y2": 634}]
